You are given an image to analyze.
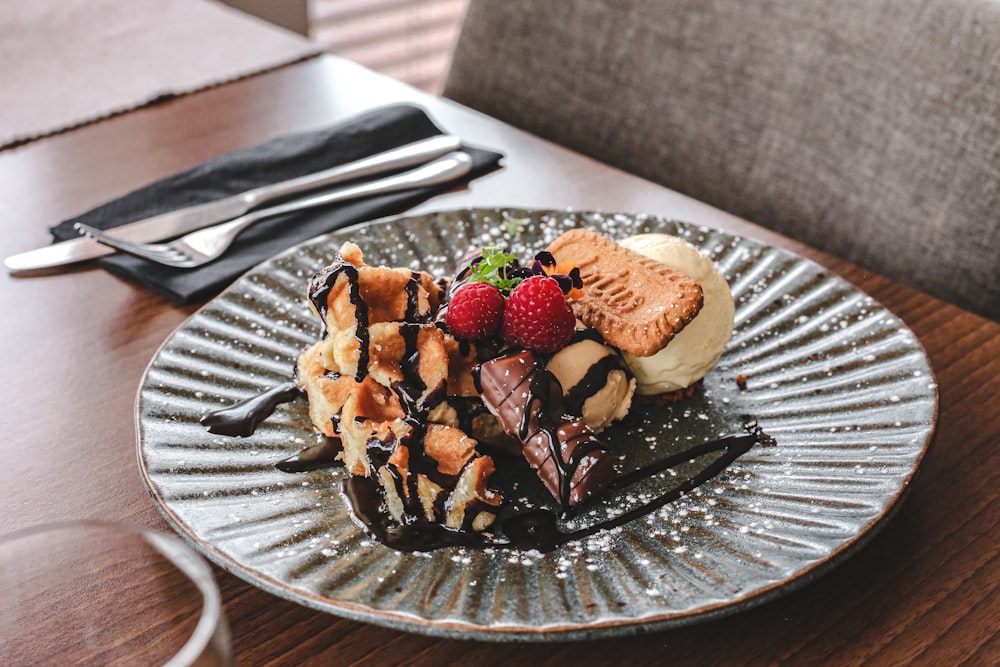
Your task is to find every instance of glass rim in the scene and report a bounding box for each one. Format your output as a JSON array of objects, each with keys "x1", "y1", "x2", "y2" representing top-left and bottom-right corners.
[{"x1": 0, "y1": 519, "x2": 225, "y2": 667}]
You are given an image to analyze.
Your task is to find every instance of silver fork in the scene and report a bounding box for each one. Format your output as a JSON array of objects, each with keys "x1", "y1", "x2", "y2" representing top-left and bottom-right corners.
[{"x1": 75, "y1": 151, "x2": 473, "y2": 269}]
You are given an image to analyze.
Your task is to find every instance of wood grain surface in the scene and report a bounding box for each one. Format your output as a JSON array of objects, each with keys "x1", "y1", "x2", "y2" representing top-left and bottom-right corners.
[{"x1": 1, "y1": 55, "x2": 996, "y2": 666}]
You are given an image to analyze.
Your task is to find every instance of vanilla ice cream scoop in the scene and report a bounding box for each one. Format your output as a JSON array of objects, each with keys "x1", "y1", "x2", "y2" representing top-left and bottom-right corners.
[
  {"x1": 546, "y1": 326, "x2": 635, "y2": 433},
  {"x1": 618, "y1": 234, "x2": 734, "y2": 395}
]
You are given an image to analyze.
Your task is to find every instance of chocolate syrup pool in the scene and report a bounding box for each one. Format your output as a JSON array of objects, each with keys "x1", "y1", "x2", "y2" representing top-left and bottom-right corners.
[
  {"x1": 345, "y1": 429, "x2": 764, "y2": 553},
  {"x1": 202, "y1": 386, "x2": 769, "y2": 553}
]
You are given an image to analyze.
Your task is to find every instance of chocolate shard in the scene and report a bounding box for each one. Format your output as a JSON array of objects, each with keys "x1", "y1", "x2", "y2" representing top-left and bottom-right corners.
[{"x1": 475, "y1": 349, "x2": 615, "y2": 507}]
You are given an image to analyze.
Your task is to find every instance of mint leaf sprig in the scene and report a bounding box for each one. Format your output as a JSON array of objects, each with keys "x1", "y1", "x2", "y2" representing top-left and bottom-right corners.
[{"x1": 469, "y1": 245, "x2": 524, "y2": 293}]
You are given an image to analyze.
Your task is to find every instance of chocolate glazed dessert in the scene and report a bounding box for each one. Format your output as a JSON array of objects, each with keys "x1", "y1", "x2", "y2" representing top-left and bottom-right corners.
[{"x1": 473, "y1": 348, "x2": 616, "y2": 508}]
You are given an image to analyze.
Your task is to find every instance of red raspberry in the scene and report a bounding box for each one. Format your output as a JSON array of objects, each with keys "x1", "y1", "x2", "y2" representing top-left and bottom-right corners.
[
  {"x1": 445, "y1": 282, "x2": 505, "y2": 341},
  {"x1": 502, "y1": 275, "x2": 576, "y2": 353}
]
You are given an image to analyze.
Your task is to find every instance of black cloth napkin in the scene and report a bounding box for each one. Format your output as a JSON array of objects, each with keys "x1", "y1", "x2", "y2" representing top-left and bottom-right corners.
[{"x1": 50, "y1": 104, "x2": 503, "y2": 304}]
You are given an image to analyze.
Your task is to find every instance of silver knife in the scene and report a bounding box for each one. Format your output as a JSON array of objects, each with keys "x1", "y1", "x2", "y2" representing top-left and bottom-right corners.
[{"x1": 5, "y1": 135, "x2": 463, "y2": 273}]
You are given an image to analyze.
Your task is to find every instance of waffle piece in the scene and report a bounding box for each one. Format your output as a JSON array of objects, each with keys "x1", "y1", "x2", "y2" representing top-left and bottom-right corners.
[
  {"x1": 547, "y1": 229, "x2": 704, "y2": 357},
  {"x1": 377, "y1": 424, "x2": 501, "y2": 530},
  {"x1": 307, "y1": 242, "x2": 443, "y2": 379},
  {"x1": 296, "y1": 243, "x2": 504, "y2": 536},
  {"x1": 296, "y1": 340, "x2": 346, "y2": 438},
  {"x1": 445, "y1": 455, "x2": 502, "y2": 531}
]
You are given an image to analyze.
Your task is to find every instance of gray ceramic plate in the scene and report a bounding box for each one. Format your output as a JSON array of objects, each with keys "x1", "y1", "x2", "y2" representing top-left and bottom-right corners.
[{"x1": 138, "y1": 208, "x2": 937, "y2": 642}]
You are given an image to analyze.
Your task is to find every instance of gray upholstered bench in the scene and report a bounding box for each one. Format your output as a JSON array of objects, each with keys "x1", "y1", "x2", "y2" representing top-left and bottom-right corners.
[{"x1": 444, "y1": 0, "x2": 1000, "y2": 321}]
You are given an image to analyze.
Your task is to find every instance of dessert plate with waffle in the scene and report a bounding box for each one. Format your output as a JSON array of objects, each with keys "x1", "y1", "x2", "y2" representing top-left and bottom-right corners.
[{"x1": 137, "y1": 207, "x2": 936, "y2": 641}]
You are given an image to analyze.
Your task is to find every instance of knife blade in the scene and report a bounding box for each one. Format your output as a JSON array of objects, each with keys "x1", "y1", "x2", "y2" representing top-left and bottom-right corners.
[{"x1": 5, "y1": 135, "x2": 463, "y2": 274}]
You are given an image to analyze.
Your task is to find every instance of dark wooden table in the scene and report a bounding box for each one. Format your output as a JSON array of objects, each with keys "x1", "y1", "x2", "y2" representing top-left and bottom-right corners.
[{"x1": 2, "y1": 54, "x2": 997, "y2": 666}]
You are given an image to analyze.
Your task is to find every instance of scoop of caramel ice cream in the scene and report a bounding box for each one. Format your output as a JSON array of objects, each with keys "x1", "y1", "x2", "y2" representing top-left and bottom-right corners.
[{"x1": 546, "y1": 325, "x2": 635, "y2": 433}]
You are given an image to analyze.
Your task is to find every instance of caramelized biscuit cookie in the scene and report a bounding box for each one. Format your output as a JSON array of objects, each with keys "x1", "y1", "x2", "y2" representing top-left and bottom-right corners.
[{"x1": 547, "y1": 229, "x2": 704, "y2": 357}]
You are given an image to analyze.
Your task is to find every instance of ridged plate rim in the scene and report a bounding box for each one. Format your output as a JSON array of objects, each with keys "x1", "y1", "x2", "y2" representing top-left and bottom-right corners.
[{"x1": 137, "y1": 207, "x2": 937, "y2": 642}]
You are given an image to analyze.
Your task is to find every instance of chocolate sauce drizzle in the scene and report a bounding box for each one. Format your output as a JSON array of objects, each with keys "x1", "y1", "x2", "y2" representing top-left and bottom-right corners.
[
  {"x1": 525, "y1": 367, "x2": 611, "y2": 507},
  {"x1": 275, "y1": 437, "x2": 343, "y2": 473},
  {"x1": 503, "y1": 426, "x2": 765, "y2": 552},
  {"x1": 562, "y1": 353, "x2": 630, "y2": 418},
  {"x1": 347, "y1": 426, "x2": 768, "y2": 553},
  {"x1": 200, "y1": 381, "x2": 303, "y2": 437},
  {"x1": 403, "y1": 270, "x2": 423, "y2": 322},
  {"x1": 344, "y1": 475, "x2": 487, "y2": 551},
  {"x1": 308, "y1": 259, "x2": 370, "y2": 381}
]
